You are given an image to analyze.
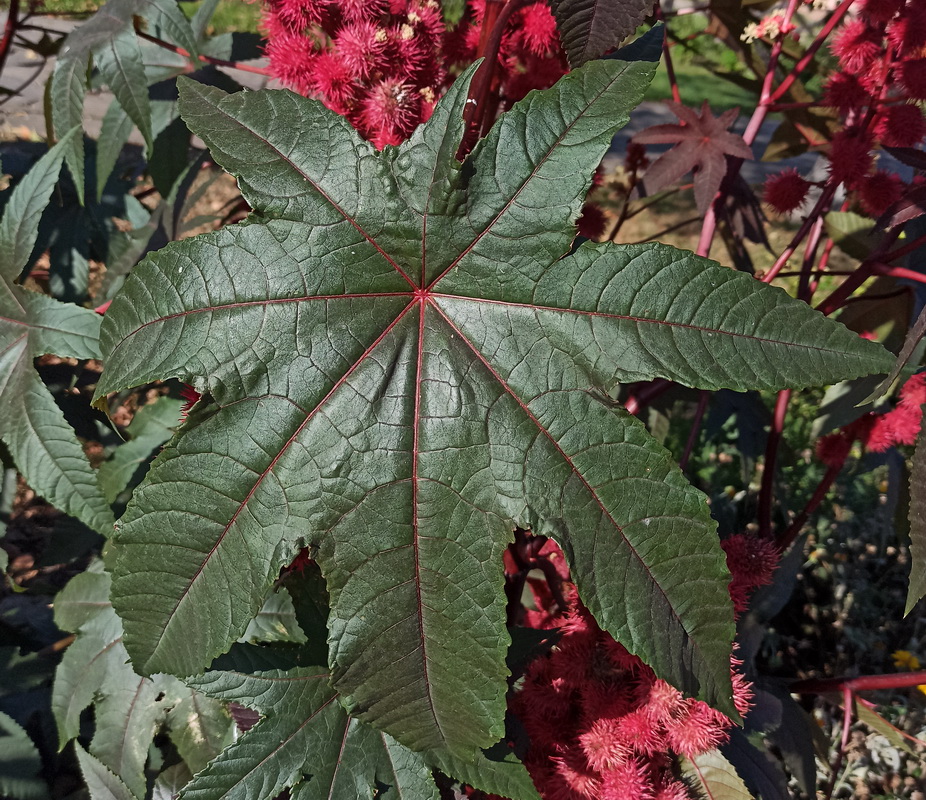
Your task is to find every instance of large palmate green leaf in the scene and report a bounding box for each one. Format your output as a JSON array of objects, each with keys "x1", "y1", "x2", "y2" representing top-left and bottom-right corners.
[
  {"x1": 95, "y1": 54, "x2": 891, "y2": 757},
  {"x1": 181, "y1": 647, "x2": 539, "y2": 800},
  {"x1": 0, "y1": 129, "x2": 113, "y2": 534}
]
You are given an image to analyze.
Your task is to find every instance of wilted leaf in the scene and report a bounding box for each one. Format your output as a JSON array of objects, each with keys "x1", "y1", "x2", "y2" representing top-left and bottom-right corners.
[{"x1": 96, "y1": 57, "x2": 891, "y2": 757}]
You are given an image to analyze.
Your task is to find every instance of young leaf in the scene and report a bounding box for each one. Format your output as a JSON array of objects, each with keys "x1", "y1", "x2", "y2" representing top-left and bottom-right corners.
[
  {"x1": 181, "y1": 653, "x2": 539, "y2": 800},
  {"x1": 96, "y1": 59, "x2": 891, "y2": 756},
  {"x1": 0, "y1": 129, "x2": 114, "y2": 534},
  {"x1": 93, "y1": 28, "x2": 154, "y2": 151},
  {"x1": 0, "y1": 712, "x2": 46, "y2": 800},
  {"x1": 551, "y1": 0, "x2": 655, "y2": 67},
  {"x1": 633, "y1": 102, "x2": 754, "y2": 214},
  {"x1": 74, "y1": 745, "x2": 138, "y2": 800},
  {"x1": 97, "y1": 395, "x2": 183, "y2": 504},
  {"x1": 52, "y1": 566, "x2": 232, "y2": 795},
  {"x1": 907, "y1": 419, "x2": 926, "y2": 614},
  {"x1": 680, "y1": 749, "x2": 755, "y2": 800}
]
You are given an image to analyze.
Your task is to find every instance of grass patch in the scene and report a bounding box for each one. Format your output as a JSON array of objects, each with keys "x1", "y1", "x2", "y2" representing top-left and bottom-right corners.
[
  {"x1": 0, "y1": 0, "x2": 261, "y2": 32},
  {"x1": 644, "y1": 62, "x2": 758, "y2": 112}
]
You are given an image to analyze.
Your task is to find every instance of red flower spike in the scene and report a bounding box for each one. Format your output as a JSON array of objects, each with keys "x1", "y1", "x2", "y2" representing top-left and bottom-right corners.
[
  {"x1": 309, "y1": 52, "x2": 358, "y2": 112},
  {"x1": 858, "y1": 170, "x2": 905, "y2": 217},
  {"x1": 828, "y1": 129, "x2": 874, "y2": 187},
  {"x1": 763, "y1": 168, "x2": 811, "y2": 214},
  {"x1": 875, "y1": 103, "x2": 926, "y2": 147},
  {"x1": 831, "y1": 20, "x2": 884, "y2": 75},
  {"x1": 615, "y1": 709, "x2": 665, "y2": 756},
  {"x1": 899, "y1": 58, "x2": 926, "y2": 101}
]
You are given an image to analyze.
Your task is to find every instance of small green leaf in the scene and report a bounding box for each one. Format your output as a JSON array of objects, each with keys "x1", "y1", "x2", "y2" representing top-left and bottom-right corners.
[
  {"x1": 681, "y1": 749, "x2": 754, "y2": 800},
  {"x1": 97, "y1": 395, "x2": 183, "y2": 504},
  {"x1": 907, "y1": 420, "x2": 926, "y2": 615},
  {"x1": 0, "y1": 712, "x2": 47, "y2": 800},
  {"x1": 94, "y1": 28, "x2": 153, "y2": 151},
  {"x1": 96, "y1": 99, "x2": 135, "y2": 202},
  {"x1": 0, "y1": 127, "x2": 112, "y2": 533},
  {"x1": 240, "y1": 588, "x2": 308, "y2": 645},
  {"x1": 0, "y1": 127, "x2": 80, "y2": 277},
  {"x1": 74, "y1": 744, "x2": 138, "y2": 800}
]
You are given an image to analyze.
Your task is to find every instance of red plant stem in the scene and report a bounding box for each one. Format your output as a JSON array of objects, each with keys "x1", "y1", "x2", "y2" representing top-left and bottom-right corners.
[
  {"x1": 759, "y1": 389, "x2": 791, "y2": 538},
  {"x1": 458, "y1": 0, "x2": 532, "y2": 158},
  {"x1": 769, "y1": 0, "x2": 856, "y2": 103},
  {"x1": 655, "y1": 2, "x2": 682, "y2": 104},
  {"x1": 678, "y1": 390, "x2": 710, "y2": 471},
  {"x1": 624, "y1": 379, "x2": 671, "y2": 416},
  {"x1": 776, "y1": 458, "x2": 845, "y2": 551},
  {"x1": 815, "y1": 228, "x2": 904, "y2": 315},
  {"x1": 695, "y1": 0, "x2": 801, "y2": 258},
  {"x1": 792, "y1": 670, "x2": 926, "y2": 693},
  {"x1": 761, "y1": 183, "x2": 838, "y2": 285},
  {"x1": 872, "y1": 263, "x2": 926, "y2": 284},
  {"x1": 809, "y1": 236, "x2": 838, "y2": 295},
  {"x1": 884, "y1": 231, "x2": 926, "y2": 263},
  {"x1": 798, "y1": 214, "x2": 827, "y2": 302},
  {"x1": 0, "y1": 0, "x2": 21, "y2": 81},
  {"x1": 134, "y1": 29, "x2": 271, "y2": 76}
]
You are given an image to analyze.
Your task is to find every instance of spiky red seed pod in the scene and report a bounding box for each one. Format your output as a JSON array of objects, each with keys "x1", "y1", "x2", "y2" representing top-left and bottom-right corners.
[
  {"x1": 831, "y1": 20, "x2": 885, "y2": 75},
  {"x1": 309, "y1": 51, "x2": 358, "y2": 113},
  {"x1": 876, "y1": 102, "x2": 926, "y2": 146},
  {"x1": 858, "y1": 170, "x2": 905, "y2": 216},
  {"x1": 360, "y1": 78, "x2": 423, "y2": 148},
  {"x1": 828, "y1": 130, "x2": 874, "y2": 187},
  {"x1": 335, "y1": 20, "x2": 387, "y2": 80},
  {"x1": 600, "y1": 760, "x2": 657, "y2": 800},
  {"x1": 762, "y1": 168, "x2": 811, "y2": 213},
  {"x1": 898, "y1": 58, "x2": 926, "y2": 100},
  {"x1": 860, "y1": 0, "x2": 905, "y2": 24},
  {"x1": 579, "y1": 719, "x2": 632, "y2": 772},
  {"x1": 887, "y1": 3, "x2": 926, "y2": 55},
  {"x1": 266, "y1": 31, "x2": 319, "y2": 95},
  {"x1": 338, "y1": 0, "x2": 389, "y2": 22},
  {"x1": 519, "y1": 2, "x2": 560, "y2": 55},
  {"x1": 823, "y1": 72, "x2": 871, "y2": 110}
]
